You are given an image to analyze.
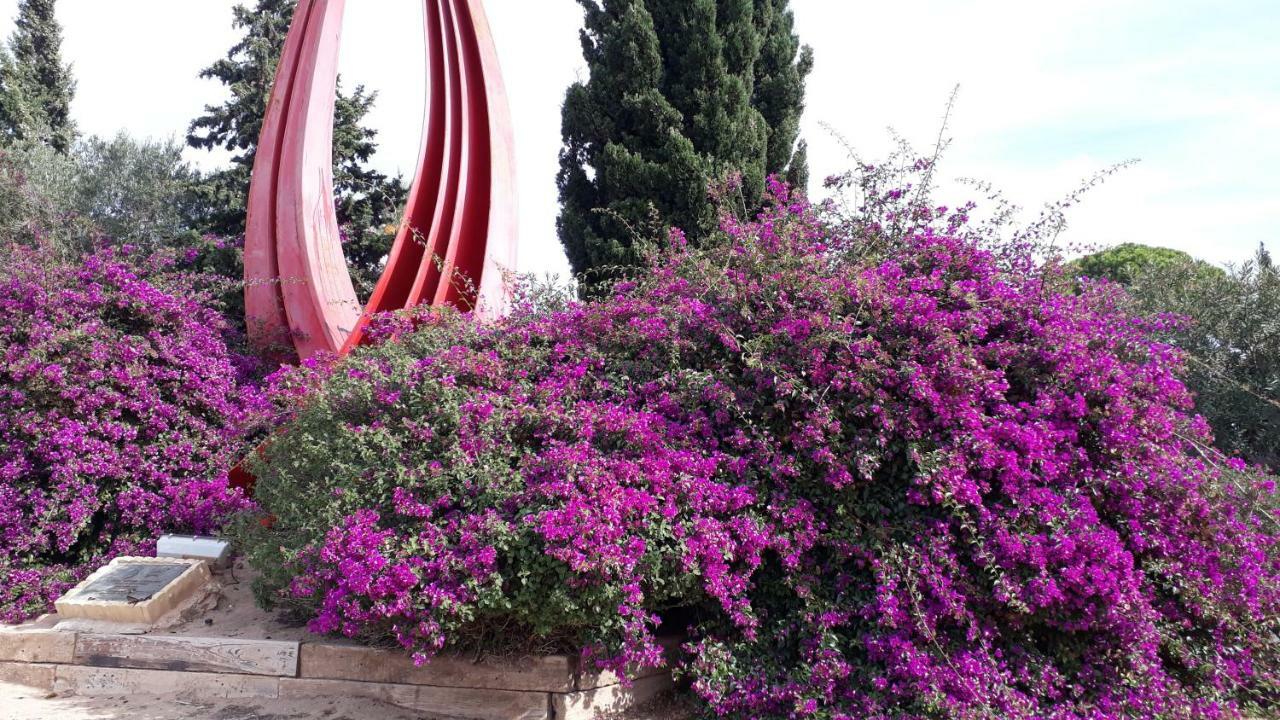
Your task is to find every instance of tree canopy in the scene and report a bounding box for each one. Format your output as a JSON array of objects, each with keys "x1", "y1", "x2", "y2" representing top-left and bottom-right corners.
[
  {"x1": 1070, "y1": 242, "x2": 1223, "y2": 286},
  {"x1": 0, "y1": 0, "x2": 76, "y2": 153}
]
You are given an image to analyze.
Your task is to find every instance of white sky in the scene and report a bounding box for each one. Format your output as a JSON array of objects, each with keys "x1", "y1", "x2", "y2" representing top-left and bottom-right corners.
[{"x1": 2, "y1": 0, "x2": 1276, "y2": 276}]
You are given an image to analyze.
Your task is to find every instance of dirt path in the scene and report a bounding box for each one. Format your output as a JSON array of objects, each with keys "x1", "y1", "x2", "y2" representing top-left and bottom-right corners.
[
  {"x1": 0, "y1": 681, "x2": 423, "y2": 720},
  {"x1": 0, "y1": 682, "x2": 697, "y2": 720}
]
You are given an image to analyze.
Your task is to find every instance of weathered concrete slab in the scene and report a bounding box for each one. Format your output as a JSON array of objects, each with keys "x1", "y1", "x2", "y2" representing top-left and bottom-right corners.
[
  {"x1": 54, "y1": 665, "x2": 279, "y2": 699},
  {"x1": 0, "y1": 630, "x2": 76, "y2": 663},
  {"x1": 54, "y1": 558, "x2": 212, "y2": 624},
  {"x1": 75, "y1": 634, "x2": 299, "y2": 677},
  {"x1": 299, "y1": 643, "x2": 574, "y2": 692},
  {"x1": 0, "y1": 662, "x2": 56, "y2": 691},
  {"x1": 554, "y1": 673, "x2": 675, "y2": 720},
  {"x1": 280, "y1": 678, "x2": 550, "y2": 720}
]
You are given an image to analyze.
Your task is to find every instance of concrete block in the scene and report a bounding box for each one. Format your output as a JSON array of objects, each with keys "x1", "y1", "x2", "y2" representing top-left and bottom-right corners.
[
  {"x1": 0, "y1": 629, "x2": 76, "y2": 663},
  {"x1": 575, "y1": 636, "x2": 681, "y2": 690},
  {"x1": 299, "y1": 643, "x2": 574, "y2": 692},
  {"x1": 280, "y1": 677, "x2": 550, "y2": 720},
  {"x1": 75, "y1": 633, "x2": 299, "y2": 677},
  {"x1": 0, "y1": 662, "x2": 56, "y2": 692},
  {"x1": 54, "y1": 665, "x2": 280, "y2": 699},
  {"x1": 553, "y1": 673, "x2": 674, "y2": 720},
  {"x1": 156, "y1": 535, "x2": 232, "y2": 569}
]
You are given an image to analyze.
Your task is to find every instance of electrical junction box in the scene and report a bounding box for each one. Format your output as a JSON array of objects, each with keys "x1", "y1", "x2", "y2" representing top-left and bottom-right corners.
[{"x1": 156, "y1": 535, "x2": 232, "y2": 570}]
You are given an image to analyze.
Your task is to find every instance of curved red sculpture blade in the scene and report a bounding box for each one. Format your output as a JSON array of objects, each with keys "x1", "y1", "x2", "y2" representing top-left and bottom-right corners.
[
  {"x1": 243, "y1": 0, "x2": 315, "y2": 359},
  {"x1": 232, "y1": 0, "x2": 517, "y2": 491},
  {"x1": 244, "y1": 0, "x2": 517, "y2": 363}
]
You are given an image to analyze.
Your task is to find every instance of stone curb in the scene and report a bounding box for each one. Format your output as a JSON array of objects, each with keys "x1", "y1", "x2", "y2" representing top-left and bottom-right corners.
[
  {"x1": 0, "y1": 629, "x2": 677, "y2": 719},
  {"x1": 0, "y1": 629, "x2": 77, "y2": 664}
]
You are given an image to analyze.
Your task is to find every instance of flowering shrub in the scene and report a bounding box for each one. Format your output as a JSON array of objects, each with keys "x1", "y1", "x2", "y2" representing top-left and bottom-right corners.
[
  {"x1": 241, "y1": 183, "x2": 1279, "y2": 718},
  {"x1": 0, "y1": 245, "x2": 264, "y2": 622}
]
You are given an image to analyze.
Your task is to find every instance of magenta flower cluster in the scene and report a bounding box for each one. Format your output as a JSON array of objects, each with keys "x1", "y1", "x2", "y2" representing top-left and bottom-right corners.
[
  {"x1": 0, "y1": 246, "x2": 264, "y2": 622},
  {"x1": 246, "y1": 184, "x2": 1279, "y2": 718}
]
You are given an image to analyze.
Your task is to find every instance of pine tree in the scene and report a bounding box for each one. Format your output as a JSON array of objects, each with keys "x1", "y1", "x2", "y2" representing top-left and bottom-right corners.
[
  {"x1": 558, "y1": 0, "x2": 811, "y2": 283},
  {"x1": 0, "y1": 0, "x2": 76, "y2": 153},
  {"x1": 187, "y1": 0, "x2": 404, "y2": 298}
]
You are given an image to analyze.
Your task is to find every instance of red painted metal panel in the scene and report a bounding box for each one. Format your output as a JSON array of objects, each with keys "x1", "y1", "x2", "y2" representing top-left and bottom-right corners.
[
  {"x1": 274, "y1": 0, "x2": 362, "y2": 361},
  {"x1": 407, "y1": 0, "x2": 464, "y2": 310},
  {"x1": 338, "y1": 0, "x2": 517, "y2": 350},
  {"x1": 244, "y1": 0, "x2": 317, "y2": 360},
  {"x1": 432, "y1": 0, "x2": 480, "y2": 310},
  {"x1": 354, "y1": 0, "x2": 450, "y2": 322},
  {"x1": 465, "y1": 0, "x2": 519, "y2": 320}
]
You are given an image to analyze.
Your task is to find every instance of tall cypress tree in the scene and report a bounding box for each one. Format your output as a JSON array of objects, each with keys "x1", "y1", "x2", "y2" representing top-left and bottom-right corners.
[
  {"x1": 753, "y1": 0, "x2": 813, "y2": 188},
  {"x1": 558, "y1": 0, "x2": 811, "y2": 282},
  {"x1": 188, "y1": 0, "x2": 404, "y2": 298},
  {"x1": 0, "y1": 0, "x2": 76, "y2": 154}
]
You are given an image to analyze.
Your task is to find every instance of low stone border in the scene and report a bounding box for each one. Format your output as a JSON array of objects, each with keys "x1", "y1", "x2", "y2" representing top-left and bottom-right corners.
[{"x1": 0, "y1": 628, "x2": 676, "y2": 720}]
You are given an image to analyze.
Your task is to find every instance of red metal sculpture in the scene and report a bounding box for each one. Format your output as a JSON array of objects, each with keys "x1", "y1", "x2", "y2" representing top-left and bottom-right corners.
[
  {"x1": 231, "y1": 0, "x2": 515, "y2": 492},
  {"x1": 245, "y1": 0, "x2": 517, "y2": 363}
]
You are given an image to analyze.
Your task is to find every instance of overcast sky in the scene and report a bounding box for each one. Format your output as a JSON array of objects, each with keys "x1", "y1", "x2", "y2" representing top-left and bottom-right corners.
[{"x1": 1, "y1": 0, "x2": 1276, "y2": 276}]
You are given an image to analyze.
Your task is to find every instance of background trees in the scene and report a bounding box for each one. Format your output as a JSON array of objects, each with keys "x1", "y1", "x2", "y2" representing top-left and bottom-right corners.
[
  {"x1": 557, "y1": 0, "x2": 811, "y2": 286},
  {"x1": 0, "y1": 0, "x2": 75, "y2": 154},
  {"x1": 1068, "y1": 242, "x2": 1223, "y2": 287},
  {"x1": 0, "y1": 135, "x2": 199, "y2": 256},
  {"x1": 0, "y1": 2, "x2": 210, "y2": 261},
  {"x1": 187, "y1": 0, "x2": 405, "y2": 299},
  {"x1": 1074, "y1": 242, "x2": 1280, "y2": 470}
]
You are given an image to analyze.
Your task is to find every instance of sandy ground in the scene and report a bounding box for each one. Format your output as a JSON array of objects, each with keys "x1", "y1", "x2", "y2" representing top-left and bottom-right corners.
[
  {"x1": 0, "y1": 682, "x2": 697, "y2": 720},
  {"x1": 0, "y1": 681, "x2": 422, "y2": 720}
]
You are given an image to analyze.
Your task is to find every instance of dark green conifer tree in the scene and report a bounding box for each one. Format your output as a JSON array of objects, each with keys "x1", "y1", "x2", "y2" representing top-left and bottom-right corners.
[
  {"x1": 0, "y1": 0, "x2": 76, "y2": 153},
  {"x1": 753, "y1": 0, "x2": 813, "y2": 188},
  {"x1": 188, "y1": 0, "x2": 405, "y2": 298},
  {"x1": 558, "y1": 0, "x2": 811, "y2": 283}
]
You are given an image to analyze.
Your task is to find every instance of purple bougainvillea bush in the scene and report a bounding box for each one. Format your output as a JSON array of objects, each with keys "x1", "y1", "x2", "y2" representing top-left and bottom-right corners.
[
  {"x1": 241, "y1": 183, "x2": 1280, "y2": 719},
  {"x1": 0, "y1": 245, "x2": 265, "y2": 623}
]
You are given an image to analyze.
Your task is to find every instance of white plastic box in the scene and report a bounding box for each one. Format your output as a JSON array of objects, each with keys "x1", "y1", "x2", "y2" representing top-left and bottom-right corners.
[{"x1": 156, "y1": 535, "x2": 232, "y2": 569}]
